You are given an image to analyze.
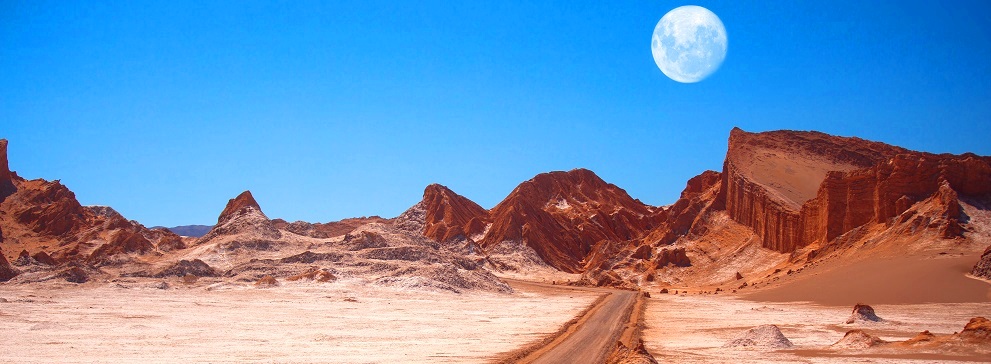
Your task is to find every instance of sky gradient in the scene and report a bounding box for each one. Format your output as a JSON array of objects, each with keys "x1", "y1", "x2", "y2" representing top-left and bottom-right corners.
[{"x1": 3, "y1": 1, "x2": 990, "y2": 227}]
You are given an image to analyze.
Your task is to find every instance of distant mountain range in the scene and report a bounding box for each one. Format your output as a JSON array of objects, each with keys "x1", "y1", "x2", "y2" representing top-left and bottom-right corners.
[{"x1": 151, "y1": 225, "x2": 214, "y2": 238}]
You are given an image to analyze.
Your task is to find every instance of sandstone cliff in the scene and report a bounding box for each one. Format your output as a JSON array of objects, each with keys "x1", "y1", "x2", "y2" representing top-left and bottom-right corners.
[{"x1": 721, "y1": 128, "x2": 990, "y2": 253}]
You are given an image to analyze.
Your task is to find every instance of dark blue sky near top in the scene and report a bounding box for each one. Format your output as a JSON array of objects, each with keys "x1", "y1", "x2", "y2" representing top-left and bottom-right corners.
[{"x1": 2, "y1": 1, "x2": 989, "y2": 227}]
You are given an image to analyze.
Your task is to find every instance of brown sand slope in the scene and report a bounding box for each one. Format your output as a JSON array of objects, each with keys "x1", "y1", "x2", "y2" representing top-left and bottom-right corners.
[{"x1": 745, "y1": 252, "x2": 991, "y2": 305}]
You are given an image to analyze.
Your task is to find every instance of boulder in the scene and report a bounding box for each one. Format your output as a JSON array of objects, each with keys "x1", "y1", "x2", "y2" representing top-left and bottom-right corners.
[{"x1": 845, "y1": 303, "x2": 883, "y2": 324}]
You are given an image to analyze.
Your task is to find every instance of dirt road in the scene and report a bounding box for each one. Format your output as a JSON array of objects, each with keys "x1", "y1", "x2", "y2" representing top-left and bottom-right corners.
[{"x1": 501, "y1": 280, "x2": 640, "y2": 364}]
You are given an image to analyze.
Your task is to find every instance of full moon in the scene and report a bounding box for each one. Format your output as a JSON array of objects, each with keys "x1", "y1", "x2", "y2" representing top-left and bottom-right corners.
[{"x1": 651, "y1": 6, "x2": 727, "y2": 83}]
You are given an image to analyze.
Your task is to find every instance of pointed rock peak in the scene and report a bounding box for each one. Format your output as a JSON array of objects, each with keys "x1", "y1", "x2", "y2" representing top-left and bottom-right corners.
[
  {"x1": 423, "y1": 183, "x2": 455, "y2": 199},
  {"x1": 420, "y1": 183, "x2": 489, "y2": 242},
  {"x1": 0, "y1": 138, "x2": 14, "y2": 200},
  {"x1": 217, "y1": 190, "x2": 263, "y2": 224}
]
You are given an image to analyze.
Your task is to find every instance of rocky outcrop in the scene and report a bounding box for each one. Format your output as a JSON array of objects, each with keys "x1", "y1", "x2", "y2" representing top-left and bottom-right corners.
[
  {"x1": 959, "y1": 317, "x2": 991, "y2": 341},
  {"x1": 198, "y1": 190, "x2": 281, "y2": 243},
  {"x1": 801, "y1": 154, "x2": 989, "y2": 247},
  {"x1": 10, "y1": 180, "x2": 89, "y2": 239},
  {"x1": 606, "y1": 339, "x2": 658, "y2": 364},
  {"x1": 87, "y1": 229, "x2": 155, "y2": 265},
  {"x1": 0, "y1": 140, "x2": 182, "y2": 264},
  {"x1": 480, "y1": 169, "x2": 662, "y2": 272},
  {"x1": 0, "y1": 139, "x2": 15, "y2": 200},
  {"x1": 147, "y1": 228, "x2": 186, "y2": 251},
  {"x1": 653, "y1": 247, "x2": 690, "y2": 268},
  {"x1": 56, "y1": 266, "x2": 90, "y2": 283},
  {"x1": 721, "y1": 128, "x2": 990, "y2": 252},
  {"x1": 845, "y1": 303, "x2": 883, "y2": 324},
  {"x1": 32, "y1": 251, "x2": 57, "y2": 265},
  {"x1": 421, "y1": 184, "x2": 490, "y2": 242},
  {"x1": 721, "y1": 128, "x2": 907, "y2": 252},
  {"x1": 973, "y1": 245, "x2": 991, "y2": 280},
  {"x1": 154, "y1": 259, "x2": 218, "y2": 278},
  {"x1": 642, "y1": 170, "x2": 723, "y2": 247},
  {"x1": 271, "y1": 216, "x2": 388, "y2": 239},
  {"x1": 0, "y1": 247, "x2": 18, "y2": 282}
]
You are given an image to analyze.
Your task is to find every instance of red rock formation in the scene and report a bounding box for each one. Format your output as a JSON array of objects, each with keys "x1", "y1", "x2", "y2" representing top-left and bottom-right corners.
[
  {"x1": 0, "y1": 139, "x2": 14, "y2": 200},
  {"x1": 421, "y1": 184, "x2": 490, "y2": 242},
  {"x1": 479, "y1": 169, "x2": 662, "y2": 272},
  {"x1": 198, "y1": 190, "x2": 281, "y2": 243},
  {"x1": 148, "y1": 228, "x2": 186, "y2": 251},
  {"x1": 973, "y1": 244, "x2": 991, "y2": 280},
  {"x1": 31, "y1": 251, "x2": 57, "y2": 266},
  {"x1": 218, "y1": 190, "x2": 262, "y2": 225},
  {"x1": 641, "y1": 170, "x2": 722, "y2": 247},
  {"x1": 653, "y1": 247, "x2": 690, "y2": 268},
  {"x1": 0, "y1": 139, "x2": 176, "y2": 264},
  {"x1": 10, "y1": 180, "x2": 89, "y2": 238},
  {"x1": 801, "y1": 154, "x2": 989, "y2": 246},
  {"x1": 87, "y1": 229, "x2": 155, "y2": 265},
  {"x1": 959, "y1": 317, "x2": 991, "y2": 341},
  {"x1": 0, "y1": 246, "x2": 18, "y2": 282},
  {"x1": 721, "y1": 128, "x2": 907, "y2": 252},
  {"x1": 271, "y1": 216, "x2": 387, "y2": 239},
  {"x1": 720, "y1": 128, "x2": 990, "y2": 252}
]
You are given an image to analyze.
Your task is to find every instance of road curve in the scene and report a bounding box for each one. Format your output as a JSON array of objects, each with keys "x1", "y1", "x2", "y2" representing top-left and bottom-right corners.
[{"x1": 503, "y1": 280, "x2": 639, "y2": 364}]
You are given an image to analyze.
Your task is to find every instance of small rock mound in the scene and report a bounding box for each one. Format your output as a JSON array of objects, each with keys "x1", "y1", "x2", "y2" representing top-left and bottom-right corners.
[
  {"x1": 181, "y1": 274, "x2": 199, "y2": 284},
  {"x1": 831, "y1": 330, "x2": 887, "y2": 349},
  {"x1": 845, "y1": 303, "x2": 883, "y2": 324},
  {"x1": 155, "y1": 259, "x2": 218, "y2": 278},
  {"x1": 606, "y1": 339, "x2": 659, "y2": 364},
  {"x1": 903, "y1": 330, "x2": 936, "y2": 345},
  {"x1": 31, "y1": 251, "x2": 57, "y2": 266},
  {"x1": 959, "y1": 316, "x2": 991, "y2": 341},
  {"x1": 56, "y1": 266, "x2": 89, "y2": 283},
  {"x1": 287, "y1": 268, "x2": 337, "y2": 282},
  {"x1": 723, "y1": 325, "x2": 793, "y2": 349},
  {"x1": 255, "y1": 275, "x2": 278, "y2": 287}
]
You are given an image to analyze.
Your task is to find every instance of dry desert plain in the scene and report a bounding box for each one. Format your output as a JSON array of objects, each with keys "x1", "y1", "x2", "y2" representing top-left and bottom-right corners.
[{"x1": 2, "y1": 266, "x2": 989, "y2": 363}]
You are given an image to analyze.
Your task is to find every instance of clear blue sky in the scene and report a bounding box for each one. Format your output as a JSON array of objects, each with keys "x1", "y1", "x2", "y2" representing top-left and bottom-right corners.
[{"x1": 2, "y1": 1, "x2": 990, "y2": 227}]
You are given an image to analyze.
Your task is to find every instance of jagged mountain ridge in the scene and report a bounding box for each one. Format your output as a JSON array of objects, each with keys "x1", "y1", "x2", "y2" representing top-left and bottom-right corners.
[
  {"x1": 414, "y1": 128, "x2": 991, "y2": 288},
  {"x1": 2, "y1": 128, "x2": 990, "y2": 292}
]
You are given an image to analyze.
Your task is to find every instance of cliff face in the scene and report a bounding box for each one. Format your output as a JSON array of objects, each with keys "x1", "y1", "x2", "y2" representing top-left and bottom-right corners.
[
  {"x1": 421, "y1": 184, "x2": 490, "y2": 242},
  {"x1": 478, "y1": 169, "x2": 662, "y2": 273},
  {"x1": 720, "y1": 128, "x2": 987, "y2": 252},
  {"x1": 801, "y1": 153, "x2": 991, "y2": 245}
]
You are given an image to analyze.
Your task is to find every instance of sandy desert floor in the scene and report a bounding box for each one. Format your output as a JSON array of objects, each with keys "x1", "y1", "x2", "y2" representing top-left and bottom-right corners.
[
  {"x1": 643, "y1": 293, "x2": 991, "y2": 363},
  {"x1": 0, "y1": 279, "x2": 599, "y2": 363}
]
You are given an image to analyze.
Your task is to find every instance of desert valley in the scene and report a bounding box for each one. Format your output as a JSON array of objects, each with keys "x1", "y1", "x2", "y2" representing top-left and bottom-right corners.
[{"x1": 0, "y1": 128, "x2": 989, "y2": 363}]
